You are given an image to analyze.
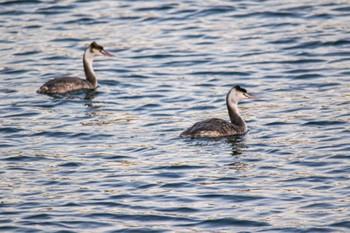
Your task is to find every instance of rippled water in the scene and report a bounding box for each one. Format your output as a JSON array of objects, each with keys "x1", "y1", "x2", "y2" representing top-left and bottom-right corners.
[{"x1": 1, "y1": 0, "x2": 350, "y2": 232}]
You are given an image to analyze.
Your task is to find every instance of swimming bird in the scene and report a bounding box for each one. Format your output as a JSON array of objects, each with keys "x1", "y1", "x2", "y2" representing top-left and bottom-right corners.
[
  {"x1": 180, "y1": 85, "x2": 256, "y2": 138},
  {"x1": 37, "y1": 41, "x2": 114, "y2": 95}
]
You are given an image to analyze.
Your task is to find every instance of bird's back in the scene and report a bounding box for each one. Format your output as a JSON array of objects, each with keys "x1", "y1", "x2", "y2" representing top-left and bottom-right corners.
[
  {"x1": 180, "y1": 118, "x2": 246, "y2": 138},
  {"x1": 37, "y1": 77, "x2": 93, "y2": 94}
]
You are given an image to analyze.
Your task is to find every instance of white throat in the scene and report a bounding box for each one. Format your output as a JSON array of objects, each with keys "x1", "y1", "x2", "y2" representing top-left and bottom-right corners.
[
  {"x1": 84, "y1": 51, "x2": 95, "y2": 73},
  {"x1": 227, "y1": 95, "x2": 247, "y2": 131},
  {"x1": 83, "y1": 49, "x2": 97, "y2": 87}
]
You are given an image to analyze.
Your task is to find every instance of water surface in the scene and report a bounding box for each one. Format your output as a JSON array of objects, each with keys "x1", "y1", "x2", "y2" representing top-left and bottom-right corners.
[{"x1": 1, "y1": 0, "x2": 350, "y2": 232}]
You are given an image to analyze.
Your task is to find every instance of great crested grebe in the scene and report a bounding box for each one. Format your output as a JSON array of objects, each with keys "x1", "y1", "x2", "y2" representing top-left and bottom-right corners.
[
  {"x1": 37, "y1": 41, "x2": 114, "y2": 95},
  {"x1": 180, "y1": 85, "x2": 256, "y2": 138}
]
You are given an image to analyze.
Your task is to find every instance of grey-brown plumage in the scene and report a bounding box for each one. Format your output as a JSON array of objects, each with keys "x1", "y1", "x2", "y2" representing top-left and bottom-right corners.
[
  {"x1": 180, "y1": 86, "x2": 256, "y2": 138},
  {"x1": 37, "y1": 77, "x2": 93, "y2": 94},
  {"x1": 37, "y1": 41, "x2": 114, "y2": 95}
]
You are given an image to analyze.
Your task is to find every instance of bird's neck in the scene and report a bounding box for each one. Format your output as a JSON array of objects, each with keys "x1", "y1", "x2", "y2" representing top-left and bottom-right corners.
[
  {"x1": 83, "y1": 51, "x2": 97, "y2": 87},
  {"x1": 227, "y1": 100, "x2": 246, "y2": 130}
]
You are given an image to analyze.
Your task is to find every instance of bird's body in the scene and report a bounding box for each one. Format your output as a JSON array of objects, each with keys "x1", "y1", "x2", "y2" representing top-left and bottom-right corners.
[
  {"x1": 37, "y1": 77, "x2": 93, "y2": 94},
  {"x1": 180, "y1": 118, "x2": 246, "y2": 138},
  {"x1": 180, "y1": 86, "x2": 255, "y2": 139},
  {"x1": 37, "y1": 41, "x2": 114, "y2": 95}
]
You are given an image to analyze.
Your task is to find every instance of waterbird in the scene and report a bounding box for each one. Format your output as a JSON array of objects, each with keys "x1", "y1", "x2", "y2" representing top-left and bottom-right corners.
[
  {"x1": 37, "y1": 41, "x2": 114, "y2": 95},
  {"x1": 180, "y1": 85, "x2": 256, "y2": 138}
]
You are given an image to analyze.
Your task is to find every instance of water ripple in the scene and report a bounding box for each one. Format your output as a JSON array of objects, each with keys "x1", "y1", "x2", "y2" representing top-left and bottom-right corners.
[{"x1": 0, "y1": 0, "x2": 350, "y2": 232}]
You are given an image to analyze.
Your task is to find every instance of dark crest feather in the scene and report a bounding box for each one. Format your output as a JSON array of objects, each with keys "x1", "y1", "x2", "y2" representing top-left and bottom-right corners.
[
  {"x1": 234, "y1": 85, "x2": 247, "y2": 93},
  {"x1": 89, "y1": 41, "x2": 104, "y2": 52}
]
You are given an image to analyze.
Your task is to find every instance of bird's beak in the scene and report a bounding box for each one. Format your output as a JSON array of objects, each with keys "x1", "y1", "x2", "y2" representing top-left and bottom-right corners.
[
  {"x1": 245, "y1": 93, "x2": 258, "y2": 99},
  {"x1": 100, "y1": 50, "x2": 115, "y2": 57}
]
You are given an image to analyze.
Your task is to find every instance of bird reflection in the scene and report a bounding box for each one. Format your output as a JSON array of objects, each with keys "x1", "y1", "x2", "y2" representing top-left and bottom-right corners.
[
  {"x1": 225, "y1": 135, "x2": 250, "y2": 171},
  {"x1": 83, "y1": 89, "x2": 98, "y2": 100},
  {"x1": 83, "y1": 90, "x2": 103, "y2": 117},
  {"x1": 45, "y1": 89, "x2": 102, "y2": 117},
  {"x1": 226, "y1": 134, "x2": 247, "y2": 156},
  {"x1": 45, "y1": 89, "x2": 99, "y2": 100}
]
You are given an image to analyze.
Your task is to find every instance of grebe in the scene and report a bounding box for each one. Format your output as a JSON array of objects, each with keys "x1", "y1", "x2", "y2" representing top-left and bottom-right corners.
[
  {"x1": 37, "y1": 41, "x2": 114, "y2": 95},
  {"x1": 180, "y1": 86, "x2": 256, "y2": 138}
]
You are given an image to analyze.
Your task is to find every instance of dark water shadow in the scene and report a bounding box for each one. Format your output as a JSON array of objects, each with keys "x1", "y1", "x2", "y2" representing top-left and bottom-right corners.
[
  {"x1": 38, "y1": 89, "x2": 101, "y2": 101},
  {"x1": 223, "y1": 135, "x2": 251, "y2": 172},
  {"x1": 40, "y1": 89, "x2": 99, "y2": 100},
  {"x1": 226, "y1": 135, "x2": 248, "y2": 156},
  {"x1": 180, "y1": 134, "x2": 248, "y2": 155},
  {"x1": 37, "y1": 89, "x2": 103, "y2": 115}
]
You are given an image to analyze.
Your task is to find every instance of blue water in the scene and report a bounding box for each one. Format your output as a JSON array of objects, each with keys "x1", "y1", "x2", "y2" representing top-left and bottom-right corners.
[{"x1": 1, "y1": 0, "x2": 350, "y2": 232}]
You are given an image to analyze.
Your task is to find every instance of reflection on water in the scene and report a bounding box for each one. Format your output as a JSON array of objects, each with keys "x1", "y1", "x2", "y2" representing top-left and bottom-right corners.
[
  {"x1": 45, "y1": 89, "x2": 99, "y2": 100},
  {"x1": 227, "y1": 135, "x2": 247, "y2": 156},
  {"x1": 1, "y1": 0, "x2": 350, "y2": 232}
]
